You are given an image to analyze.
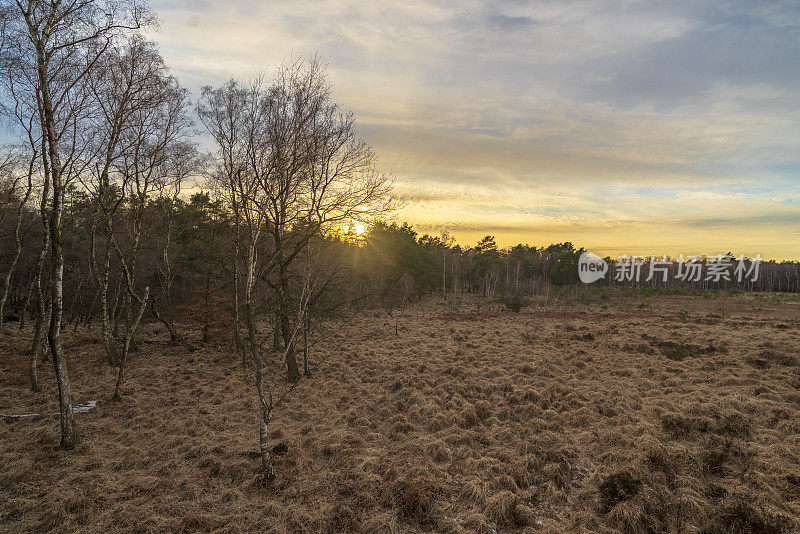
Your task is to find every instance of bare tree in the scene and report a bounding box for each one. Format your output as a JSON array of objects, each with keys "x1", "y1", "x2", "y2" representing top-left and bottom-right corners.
[
  {"x1": 0, "y1": 34, "x2": 48, "y2": 389},
  {"x1": 198, "y1": 79, "x2": 262, "y2": 363},
  {"x1": 153, "y1": 144, "x2": 196, "y2": 341},
  {"x1": 200, "y1": 57, "x2": 394, "y2": 479},
  {"x1": 107, "y1": 57, "x2": 195, "y2": 397},
  {"x1": 0, "y1": 0, "x2": 151, "y2": 448},
  {"x1": 255, "y1": 57, "x2": 393, "y2": 381},
  {"x1": 83, "y1": 36, "x2": 170, "y2": 366}
]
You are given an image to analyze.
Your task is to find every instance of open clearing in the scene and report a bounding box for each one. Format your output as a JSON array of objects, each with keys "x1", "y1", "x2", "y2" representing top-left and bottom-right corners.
[{"x1": 2, "y1": 292, "x2": 800, "y2": 533}]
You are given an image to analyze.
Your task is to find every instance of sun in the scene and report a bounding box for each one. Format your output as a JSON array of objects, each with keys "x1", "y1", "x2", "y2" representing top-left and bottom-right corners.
[{"x1": 353, "y1": 222, "x2": 366, "y2": 235}]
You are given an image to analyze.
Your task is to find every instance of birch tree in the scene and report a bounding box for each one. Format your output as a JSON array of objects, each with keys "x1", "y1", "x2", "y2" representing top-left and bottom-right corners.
[
  {"x1": 199, "y1": 58, "x2": 393, "y2": 479},
  {"x1": 108, "y1": 58, "x2": 194, "y2": 398},
  {"x1": 0, "y1": 0, "x2": 151, "y2": 448},
  {"x1": 255, "y1": 58, "x2": 393, "y2": 381},
  {"x1": 84, "y1": 36, "x2": 168, "y2": 366}
]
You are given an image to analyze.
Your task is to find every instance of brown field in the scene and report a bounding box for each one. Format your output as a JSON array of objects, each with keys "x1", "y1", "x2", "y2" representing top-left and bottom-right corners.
[{"x1": 2, "y1": 291, "x2": 800, "y2": 533}]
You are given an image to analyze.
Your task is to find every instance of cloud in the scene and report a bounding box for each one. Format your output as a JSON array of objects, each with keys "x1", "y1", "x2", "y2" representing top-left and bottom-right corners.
[
  {"x1": 145, "y1": 0, "x2": 800, "y2": 258},
  {"x1": 485, "y1": 14, "x2": 537, "y2": 31}
]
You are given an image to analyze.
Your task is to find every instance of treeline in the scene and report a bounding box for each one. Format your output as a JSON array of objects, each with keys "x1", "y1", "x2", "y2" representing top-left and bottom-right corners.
[
  {"x1": 0, "y1": 191, "x2": 603, "y2": 338},
  {"x1": 4, "y1": 199, "x2": 799, "y2": 344},
  {"x1": 350, "y1": 230, "x2": 800, "y2": 298}
]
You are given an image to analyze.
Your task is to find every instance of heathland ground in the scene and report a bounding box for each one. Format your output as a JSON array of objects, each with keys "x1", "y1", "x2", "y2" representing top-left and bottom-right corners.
[{"x1": 1, "y1": 290, "x2": 799, "y2": 533}]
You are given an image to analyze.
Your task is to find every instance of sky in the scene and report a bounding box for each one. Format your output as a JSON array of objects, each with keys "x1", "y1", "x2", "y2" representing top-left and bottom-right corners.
[{"x1": 146, "y1": 0, "x2": 800, "y2": 259}]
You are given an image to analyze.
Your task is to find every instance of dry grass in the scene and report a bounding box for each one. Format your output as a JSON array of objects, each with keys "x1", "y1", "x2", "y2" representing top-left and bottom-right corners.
[{"x1": 1, "y1": 291, "x2": 800, "y2": 532}]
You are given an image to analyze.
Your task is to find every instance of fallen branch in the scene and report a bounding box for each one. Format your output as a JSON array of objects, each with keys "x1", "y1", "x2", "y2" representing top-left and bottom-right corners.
[{"x1": 0, "y1": 400, "x2": 98, "y2": 419}]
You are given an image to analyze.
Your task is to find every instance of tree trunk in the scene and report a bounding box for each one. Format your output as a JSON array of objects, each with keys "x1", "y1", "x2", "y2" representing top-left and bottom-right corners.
[
  {"x1": 233, "y1": 284, "x2": 244, "y2": 361},
  {"x1": 232, "y1": 219, "x2": 244, "y2": 362},
  {"x1": 273, "y1": 223, "x2": 299, "y2": 382},
  {"x1": 112, "y1": 287, "x2": 149, "y2": 401},
  {"x1": 36, "y1": 37, "x2": 78, "y2": 448},
  {"x1": 303, "y1": 314, "x2": 310, "y2": 377},
  {"x1": 279, "y1": 269, "x2": 299, "y2": 382},
  {"x1": 83, "y1": 289, "x2": 99, "y2": 329},
  {"x1": 99, "y1": 234, "x2": 117, "y2": 365},
  {"x1": 32, "y1": 147, "x2": 51, "y2": 370},
  {"x1": 48, "y1": 197, "x2": 78, "y2": 448},
  {"x1": 254, "y1": 353, "x2": 275, "y2": 483},
  {"x1": 18, "y1": 277, "x2": 34, "y2": 331},
  {"x1": 243, "y1": 240, "x2": 274, "y2": 481},
  {"x1": 29, "y1": 294, "x2": 48, "y2": 392}
]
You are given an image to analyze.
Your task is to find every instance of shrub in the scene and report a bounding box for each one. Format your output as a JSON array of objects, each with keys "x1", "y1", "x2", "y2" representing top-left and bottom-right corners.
[{"x1": 499, "y1": 292, "x2": 527, "y2": 313}]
